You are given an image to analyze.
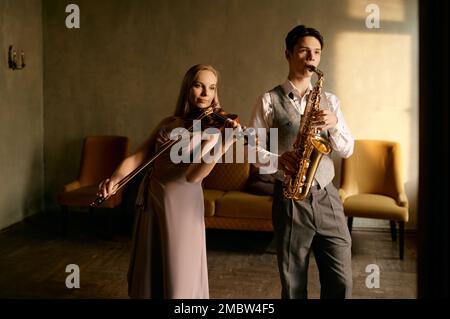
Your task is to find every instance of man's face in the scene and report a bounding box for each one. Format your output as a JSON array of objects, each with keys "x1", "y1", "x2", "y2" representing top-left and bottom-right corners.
[{"x1": 286, "y1": 36, "x2": 322, "y2": 77}]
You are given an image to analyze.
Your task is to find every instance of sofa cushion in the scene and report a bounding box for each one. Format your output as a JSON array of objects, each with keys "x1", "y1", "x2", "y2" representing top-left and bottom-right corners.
[
  {"x1": 215, "y1": 191, "x2": 273, "y2": 219},
  {"x1": 203, "y1": 162, "x2": 250, "y2": 191},
  {"x1": 203, "y1": 189, "x2": 226, "y2": 217}
]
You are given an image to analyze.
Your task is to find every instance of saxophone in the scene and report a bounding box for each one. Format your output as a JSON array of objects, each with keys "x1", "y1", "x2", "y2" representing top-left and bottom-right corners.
[{"x1": 282, "y1": 65, "x2": 332, "y2": 200}]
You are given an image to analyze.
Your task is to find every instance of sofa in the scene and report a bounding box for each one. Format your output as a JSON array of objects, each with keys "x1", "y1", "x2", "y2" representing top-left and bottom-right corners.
[{"x1": 202, "y1": 162, "x2": 274, "y2": 232}]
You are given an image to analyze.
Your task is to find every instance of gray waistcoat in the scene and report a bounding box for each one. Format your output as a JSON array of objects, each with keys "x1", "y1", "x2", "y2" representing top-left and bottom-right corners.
[{"x1": 268, "y1": 85, "x2": 335, "y2": 189}]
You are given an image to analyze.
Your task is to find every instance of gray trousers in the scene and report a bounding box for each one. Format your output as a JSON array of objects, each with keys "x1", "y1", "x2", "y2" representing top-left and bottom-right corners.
[{"x1": 272, "y1": 181, "x2": 352, "y2": 299}]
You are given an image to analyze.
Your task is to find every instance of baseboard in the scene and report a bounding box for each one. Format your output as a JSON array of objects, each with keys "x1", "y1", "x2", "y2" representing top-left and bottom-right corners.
[{"x1": 0, "y1": 211, "x2": 44, "y2": 234}]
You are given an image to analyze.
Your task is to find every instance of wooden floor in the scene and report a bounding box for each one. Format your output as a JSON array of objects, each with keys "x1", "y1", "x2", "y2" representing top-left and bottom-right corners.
[{"x1": 0, "y1": 211, "x2": 417, "y2": 299}]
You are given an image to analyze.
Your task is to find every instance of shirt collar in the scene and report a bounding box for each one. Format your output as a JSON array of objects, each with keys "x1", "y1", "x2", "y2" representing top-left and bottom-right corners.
[{"x1": 281, "y1": 79, "x2": 313, "y2": 100}]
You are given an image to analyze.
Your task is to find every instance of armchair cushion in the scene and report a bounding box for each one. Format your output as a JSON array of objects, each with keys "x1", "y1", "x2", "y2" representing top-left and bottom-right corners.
[
  {"x1": 58, "y1": 185, "x2": 123, "y2": 208},
  {"x1": 343, "y1": 194, "x2": 409, "y2": 222}
]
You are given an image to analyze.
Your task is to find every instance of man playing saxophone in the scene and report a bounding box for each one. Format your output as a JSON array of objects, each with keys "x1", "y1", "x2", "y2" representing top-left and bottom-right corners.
[{"x1": 249, "y1": 25, "x2": 354, "y2": 299}]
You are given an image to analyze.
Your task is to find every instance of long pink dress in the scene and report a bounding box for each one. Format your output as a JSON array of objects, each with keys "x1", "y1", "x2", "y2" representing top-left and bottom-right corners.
[{"x1": 127, "y1": 122, "x2": 209, "y2": 299}]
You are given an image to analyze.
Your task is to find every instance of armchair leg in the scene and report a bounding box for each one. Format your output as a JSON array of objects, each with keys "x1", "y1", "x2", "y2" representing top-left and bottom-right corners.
[
  {"x1": 390, "y1": 220, "x2": 397, "y2": 242},
  {"x1": 61, "y1": 205, "x2": 68, "y2": 239},
  {"x1": 399, "y1": 221, "x2": 405, "y2": 260},
  {"x1": 88, "y1": 206, "x2": 95, "y2": 237},
  {"x1": 104, "y1": 208, "x2": 114, "y2": 240},
  {"x1": 347, "y1": 217, "x2": 353, "y2": 233}
]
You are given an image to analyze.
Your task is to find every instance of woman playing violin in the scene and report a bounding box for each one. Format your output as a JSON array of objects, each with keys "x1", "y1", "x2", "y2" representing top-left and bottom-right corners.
[{"x1": 98, "y1": 64, "x2": 240, "y2": 299}]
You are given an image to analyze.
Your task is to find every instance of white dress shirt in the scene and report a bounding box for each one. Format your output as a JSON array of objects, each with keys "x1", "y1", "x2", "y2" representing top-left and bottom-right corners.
[{"x1": 249, "y1": 79, "x2": 354, "y2": 174}]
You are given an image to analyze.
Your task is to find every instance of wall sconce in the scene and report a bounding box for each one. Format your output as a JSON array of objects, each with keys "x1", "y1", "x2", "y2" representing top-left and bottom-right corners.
[{"x1": 8, "y1": 45, "x2": 26, "y2": 70}]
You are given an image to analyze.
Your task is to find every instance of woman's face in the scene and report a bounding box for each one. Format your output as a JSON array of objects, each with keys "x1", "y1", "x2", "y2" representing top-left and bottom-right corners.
[{"x1": 188, "y1": 70, "x2": 217, "y2": 109}]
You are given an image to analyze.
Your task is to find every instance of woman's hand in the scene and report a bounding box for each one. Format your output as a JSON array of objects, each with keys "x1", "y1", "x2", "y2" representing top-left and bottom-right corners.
[
  {"x1": 97, "y1": 178, "x2": 118, "y2": 199},
  {"x1": 222, "y1": 118, "x2": 244, "y2": 149},
  {"x1": 224, "y1": 117, "x2": 240, "y2": 129}
]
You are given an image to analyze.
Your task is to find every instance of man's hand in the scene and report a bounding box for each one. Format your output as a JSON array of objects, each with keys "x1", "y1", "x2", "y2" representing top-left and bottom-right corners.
[
  {"x1": 312, "y1": 109, "x2": 337, "y2": 130},
  {"x1": 278, "y1": 151, "x2": 300, "y2": 175}
]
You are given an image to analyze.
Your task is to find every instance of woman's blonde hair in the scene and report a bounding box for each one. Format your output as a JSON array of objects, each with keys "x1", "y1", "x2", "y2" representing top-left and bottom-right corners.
[{"x1": 174, "y1": 64, "x2": 220, "y2": 117}]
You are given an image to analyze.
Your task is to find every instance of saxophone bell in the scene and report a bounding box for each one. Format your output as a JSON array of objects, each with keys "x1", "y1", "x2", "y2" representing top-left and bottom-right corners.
[{"x1": 310, "y1": 134, "x2": 332, "y2": 155}]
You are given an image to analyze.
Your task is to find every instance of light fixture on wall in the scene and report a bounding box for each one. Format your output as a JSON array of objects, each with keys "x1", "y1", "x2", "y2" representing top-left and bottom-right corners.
[{"x1": 8, "y1": 45, "x2": 26, "y2": 70}]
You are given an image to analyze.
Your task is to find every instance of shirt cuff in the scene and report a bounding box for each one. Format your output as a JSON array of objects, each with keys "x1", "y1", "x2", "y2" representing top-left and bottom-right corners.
[{"x1": 328, "y1": 126, "x2": 340, "y2": 137}]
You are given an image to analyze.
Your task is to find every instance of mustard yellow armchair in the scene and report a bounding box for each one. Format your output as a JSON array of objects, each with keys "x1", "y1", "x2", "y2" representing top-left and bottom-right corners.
[
  {"x1": 339, "y1": 140, "x2": 409, "y2": 259},
  {"x1": 57, "y1": 136, "x2": 130, "y2": 237}
]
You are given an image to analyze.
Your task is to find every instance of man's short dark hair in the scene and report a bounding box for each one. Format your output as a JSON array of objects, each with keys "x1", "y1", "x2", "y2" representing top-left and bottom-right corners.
[{"x1": 285, "y1": 25, "x2": 324, "y2": 53}]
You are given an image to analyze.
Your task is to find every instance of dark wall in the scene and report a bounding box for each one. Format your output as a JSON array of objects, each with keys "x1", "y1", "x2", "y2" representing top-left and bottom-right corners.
[{"x1": 418, "y1": 0, "x2": 450, "y2": 299}]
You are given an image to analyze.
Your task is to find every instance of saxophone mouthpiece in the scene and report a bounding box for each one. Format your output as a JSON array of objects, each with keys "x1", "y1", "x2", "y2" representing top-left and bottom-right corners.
[
  {"x1": 305, "y1": 64, "x2": 323, "y2": 77},
  {"x1": 305, "y1": 64, "x2": 316, "y2": 72}
]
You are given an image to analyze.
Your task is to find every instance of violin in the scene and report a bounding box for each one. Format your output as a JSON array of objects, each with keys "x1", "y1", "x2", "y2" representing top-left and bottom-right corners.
[
  {"x1": 90, "y1": 105, "x2": 249, "y2": 208},
  {"x1": 186, "y1": 104, "x2": 241, "y2": 130},
  {"x1": 205, "y1": 106, "x2": 254, "y2": 146}
]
